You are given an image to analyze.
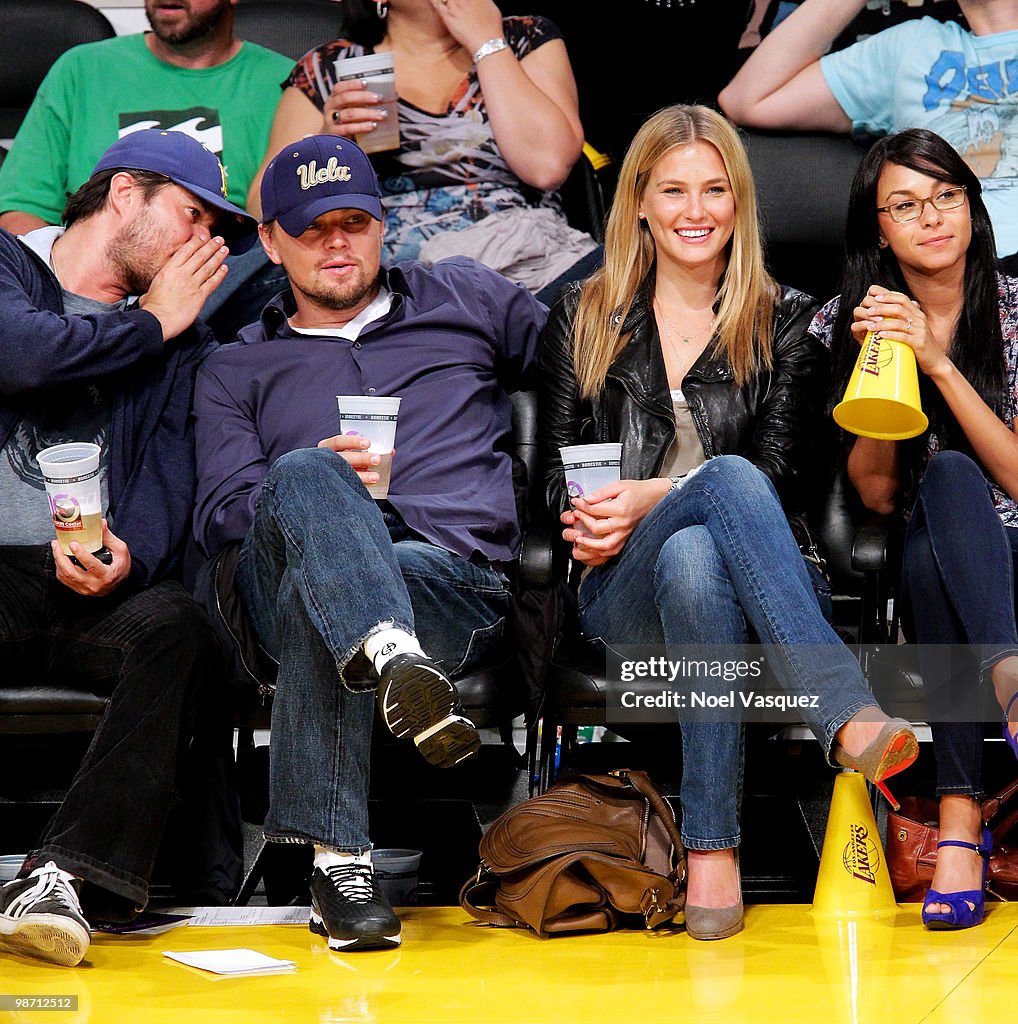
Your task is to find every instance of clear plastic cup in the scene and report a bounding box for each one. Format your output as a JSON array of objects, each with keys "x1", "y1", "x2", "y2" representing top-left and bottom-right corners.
[
  {"x1": 559, "y1": 442, "x2": 623, "y2": 536},
  {"x1": 334, "y1": 52, "x2": 399, "y2": 154},
  {"x1": 337, "y1": 395, "x2": 401, "y2": 499},
  {"x1": 372, "y1": 848, "x2": 422, "y2": 906},
  {"x1": 36, "y1": 442, "x2": 104, "y2": 555}
]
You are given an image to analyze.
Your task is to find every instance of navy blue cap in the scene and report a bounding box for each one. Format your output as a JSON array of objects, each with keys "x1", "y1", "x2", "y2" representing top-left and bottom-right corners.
[
  {"x1": 91, "y1": 129, "x2": 257, "y2": 254},
  {"x1": 260, "y1": 135, "x2": 383, "y2": 236}
]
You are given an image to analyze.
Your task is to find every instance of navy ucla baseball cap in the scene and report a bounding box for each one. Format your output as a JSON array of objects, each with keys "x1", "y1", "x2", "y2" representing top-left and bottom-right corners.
[
  {"x1": 260, "y1": 135, "x2": 383, "y2": 236},
  {"x1": 91, "y1": 129, "x2": 257, "y2": 253}
]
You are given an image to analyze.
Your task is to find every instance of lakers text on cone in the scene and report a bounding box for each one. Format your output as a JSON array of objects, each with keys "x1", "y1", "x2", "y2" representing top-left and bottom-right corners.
[
  {"x1": 811, "y1": 771, "x2": 898, "y2": 919},
  {"x1": 833, "y1": 332, "x2": 928, "y2": 441}
]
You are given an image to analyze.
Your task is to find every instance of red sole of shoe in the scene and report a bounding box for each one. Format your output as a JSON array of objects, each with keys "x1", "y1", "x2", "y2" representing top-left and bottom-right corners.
[
  {"x1": 872, "y1": 730, "x2": 920, "y2": 809},
  {"x1": 875, "y1": 730, "x2": 919, "y2": 781}
]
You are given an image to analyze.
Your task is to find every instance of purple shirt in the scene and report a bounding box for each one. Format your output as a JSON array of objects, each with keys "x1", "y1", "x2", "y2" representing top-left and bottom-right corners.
[{"x1": 193, "y1": 257, "x2": 546, "y2": 563}]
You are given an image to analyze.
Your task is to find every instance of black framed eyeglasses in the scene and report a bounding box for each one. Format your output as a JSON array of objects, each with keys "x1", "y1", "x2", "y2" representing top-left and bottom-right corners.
[{"x1": 877, "y1": 185, "x2": 967, "y2": 223}]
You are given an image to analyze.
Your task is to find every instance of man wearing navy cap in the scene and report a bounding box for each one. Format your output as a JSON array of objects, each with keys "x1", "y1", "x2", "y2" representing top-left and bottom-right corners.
[
  {"x1": 193, "y1": 135, "x2": 547, "y2": 953},
  {"x1": 0, "y1": 130, "x2": 257, "y2": 967}
]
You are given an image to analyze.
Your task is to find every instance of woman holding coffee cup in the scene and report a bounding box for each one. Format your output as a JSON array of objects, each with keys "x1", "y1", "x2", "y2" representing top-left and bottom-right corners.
[
  {"x1": 811, "y1": 128, "x2": 1018, "y2": 930},
  {"x1": 538, "y1": 104, "x2": 918, "y2": 941},
  {"x1": 247, "y1": 0, "x2": 599, "y2": 300}
]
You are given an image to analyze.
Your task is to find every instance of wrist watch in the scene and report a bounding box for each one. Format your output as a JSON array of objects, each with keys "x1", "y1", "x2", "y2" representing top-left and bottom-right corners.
[
  {"x1": 473, "y1": 37, "x2": 508, "y2": 64},
  {"x1": 668, "y1": 475, "x2": 685, "y2": 492}
]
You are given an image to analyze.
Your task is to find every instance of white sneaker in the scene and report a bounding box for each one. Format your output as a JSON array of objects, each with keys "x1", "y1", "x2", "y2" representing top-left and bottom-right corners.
[{"x1": 0, "y1": 861, "x2": 90, "y2": 966}]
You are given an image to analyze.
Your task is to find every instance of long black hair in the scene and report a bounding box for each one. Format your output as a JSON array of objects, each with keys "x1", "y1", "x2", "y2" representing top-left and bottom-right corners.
[
  {"x1": 829, "y1": 128, "x2": 1006, "y2": 454},
  {"x1": 338, "y1": 0, "x2": 388, "y2": 48}
]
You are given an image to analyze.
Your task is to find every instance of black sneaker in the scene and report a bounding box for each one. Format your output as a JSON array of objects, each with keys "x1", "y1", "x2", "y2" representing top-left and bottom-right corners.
[
  {"x1": 309, "y1": 863, "x2": 401, "y2": 951},
  {"x1": 0, "y1": 862, "x2": 90, "y2": 966},
  {"x1": 376, "y1": 653, "x2": 481, "y2": 767}
]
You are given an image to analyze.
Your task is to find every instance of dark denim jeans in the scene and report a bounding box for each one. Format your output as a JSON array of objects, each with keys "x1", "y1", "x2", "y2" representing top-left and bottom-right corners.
[
  {"x1": 900, "y1": 450, "x2": 1018, "y2": 796},
  {"x1": 535, "y1": 246, "x2": 604, "y2": 307},
  {"x1": 0, "y1": 545, "x2": 214, "y2": 913},
  {"x1": 235, "y1": 448, "x2": 510, "y2": 852},
  {"x1": 201, "y1": 246, "x2": 291, "y2": 344},
  {"x1": 577, "y1": 456, "x2": 876, "y2": 850}
]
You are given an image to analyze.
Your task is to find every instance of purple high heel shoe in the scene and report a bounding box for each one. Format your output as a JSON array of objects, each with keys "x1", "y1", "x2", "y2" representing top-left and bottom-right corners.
[
  {"x1": 921, "y1": 827, "x2": 992, "y2": 931},
  {"x1": 1004, "y1": 691, "x2": 1018, "y2": 761}
]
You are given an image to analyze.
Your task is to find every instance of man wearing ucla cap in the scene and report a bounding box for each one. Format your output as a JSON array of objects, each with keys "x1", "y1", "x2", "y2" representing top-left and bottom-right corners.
[
  {"x1": 194, "y1": 135, "x2": 547, "y2": 953},
  {"x1": 0, "y1": 130, "x2": 256, "y2": 967}
]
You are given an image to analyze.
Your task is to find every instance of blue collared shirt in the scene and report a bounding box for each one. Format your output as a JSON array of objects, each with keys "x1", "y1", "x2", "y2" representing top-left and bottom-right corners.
[{"x1": 194, "y1": 257, "x2": 547, "y2": 564}]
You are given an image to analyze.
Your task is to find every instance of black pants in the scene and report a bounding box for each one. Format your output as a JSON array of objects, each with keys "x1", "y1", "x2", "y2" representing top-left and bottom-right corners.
[{"x1": 1, "y1": 545, "x2": 217, "y2": 915}]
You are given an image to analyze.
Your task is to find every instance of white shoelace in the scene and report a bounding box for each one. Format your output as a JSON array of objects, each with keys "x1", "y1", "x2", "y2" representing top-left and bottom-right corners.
[
  {"x1": 5, "y1": 862, "x2": 82, "y2": 919},
  {"x1": 325, "y1": 863, "x2": 374, "y2": 904}
]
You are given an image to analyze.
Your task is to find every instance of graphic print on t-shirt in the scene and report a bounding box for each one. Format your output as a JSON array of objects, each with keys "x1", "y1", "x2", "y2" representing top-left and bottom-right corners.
[
  {"x1": 0, "y1": 385, "x2": 110, "y2": 545},
  {"x1": 3, "y1": 386, "x2": 108, "y2": 492},
  {"x1": 119, "y1": 107, "x2": 223, "y2": 157},
  {"x1": 922, "y1": 50, "x2": 1018, "y2": 187}
]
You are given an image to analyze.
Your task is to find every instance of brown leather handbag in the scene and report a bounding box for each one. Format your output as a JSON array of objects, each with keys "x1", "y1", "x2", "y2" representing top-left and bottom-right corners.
[
  {"x1": 886, "y1": 778, "x2": 1018, "y2": 901},
  {"x1": 459, "y1": 769, "x2": 686, "y2": 937}
]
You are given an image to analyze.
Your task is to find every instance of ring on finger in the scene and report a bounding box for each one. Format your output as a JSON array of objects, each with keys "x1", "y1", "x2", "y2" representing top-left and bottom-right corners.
[
  {"x1": 331, "y1": 110, "x2": 342, "y2": 123},
  {"x1": 906, "y1": 317, "x2": 912, "y2": 334}
]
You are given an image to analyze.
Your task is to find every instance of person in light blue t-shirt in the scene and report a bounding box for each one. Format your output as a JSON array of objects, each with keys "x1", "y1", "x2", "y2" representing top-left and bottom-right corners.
[{"x1": 719, "y1": 0, "x2": 1018, "y2": 261}]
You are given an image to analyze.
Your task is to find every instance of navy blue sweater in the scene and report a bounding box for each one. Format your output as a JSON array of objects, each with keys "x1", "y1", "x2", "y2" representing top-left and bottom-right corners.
[
  {"x1": 194, "y1": 258, "x2": 546, "y2": 563},
  {"x1": 0, "y1": 227, "x2": 214, "y2": 586}
]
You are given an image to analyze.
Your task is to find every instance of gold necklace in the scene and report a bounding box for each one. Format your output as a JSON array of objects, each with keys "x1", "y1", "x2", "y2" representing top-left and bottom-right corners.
[{"x1": 654, "y1": 299, "x2": 715, "y2": 346}]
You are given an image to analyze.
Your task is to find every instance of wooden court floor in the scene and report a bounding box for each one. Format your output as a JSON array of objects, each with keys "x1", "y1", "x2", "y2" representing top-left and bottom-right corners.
[{"x1": 2, "y1": 902, "x2": 1017, "y2": 1023}]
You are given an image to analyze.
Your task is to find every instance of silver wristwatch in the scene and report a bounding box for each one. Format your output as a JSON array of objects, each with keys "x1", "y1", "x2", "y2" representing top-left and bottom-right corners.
[
  {"x1": 473, "y1": 37, "x2": 509, "y2": 64},
  {"x1": 669, "y1": 475, "x2": 686, "y2": 492}
]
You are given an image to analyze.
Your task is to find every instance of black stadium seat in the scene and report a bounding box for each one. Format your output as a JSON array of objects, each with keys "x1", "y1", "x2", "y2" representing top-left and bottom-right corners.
[
  {"x1": 233, "y1": 0, "x2": 345, "y2": 62},
  {"x1": 0, "y1": 0, "x2": 116, "y2": 142}
]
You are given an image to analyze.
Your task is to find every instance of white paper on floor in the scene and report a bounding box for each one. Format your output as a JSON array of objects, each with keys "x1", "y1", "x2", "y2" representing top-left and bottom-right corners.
[
  {"x1": 162, "y1": 948, "x2": 297, "y2": 976},
  {"x1": 166, "y1": 906, "x2": 310, "y2": 926}
]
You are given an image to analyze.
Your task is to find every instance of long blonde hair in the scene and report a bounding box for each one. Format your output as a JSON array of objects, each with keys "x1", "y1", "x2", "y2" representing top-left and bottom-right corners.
[{"x1": 572, "y1": 104, "x2": 778, "y2": 398}]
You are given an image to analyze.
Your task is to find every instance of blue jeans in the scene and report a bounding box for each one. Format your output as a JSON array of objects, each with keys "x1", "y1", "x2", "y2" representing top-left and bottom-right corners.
[
  {"x1": 235, "y1": 448, "x2": 510, "y2": 851},
  {"x1": 201, "y1": 246, "x2": 290, "y2": 343},
  {"x1": 900, "y1": 450, "x2": 1018, "y2": 797},
  {"x1": 535, "y1": 246, "x2": 604, "y2": 306},
  {"x1": 577, "y1": 456, "x2": 876, "y2": 850}
]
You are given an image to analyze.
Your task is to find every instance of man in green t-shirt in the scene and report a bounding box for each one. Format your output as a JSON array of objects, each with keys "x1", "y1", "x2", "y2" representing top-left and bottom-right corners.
[{"x1": 0, "y1": 0, "x2": 293, "y2": 337}]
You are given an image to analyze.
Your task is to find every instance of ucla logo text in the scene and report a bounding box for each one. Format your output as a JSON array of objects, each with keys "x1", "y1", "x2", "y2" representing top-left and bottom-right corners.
[{"x1": 297, "y1": 158, "x2": 352, "y2": 191}]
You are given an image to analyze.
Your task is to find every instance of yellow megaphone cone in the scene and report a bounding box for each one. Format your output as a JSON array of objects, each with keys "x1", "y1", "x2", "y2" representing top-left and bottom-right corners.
[
  {"x1": 833, "y1": 331, "x2": 928, "y2": 440},
  {"x1": 811, "y1": 771, "x2": 899, "y2": 919}
]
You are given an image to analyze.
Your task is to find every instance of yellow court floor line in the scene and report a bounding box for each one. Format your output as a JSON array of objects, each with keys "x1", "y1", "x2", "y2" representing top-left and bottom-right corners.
[{"x1": 1, "y1": 903, "x2": 1017, "y2": 1024}]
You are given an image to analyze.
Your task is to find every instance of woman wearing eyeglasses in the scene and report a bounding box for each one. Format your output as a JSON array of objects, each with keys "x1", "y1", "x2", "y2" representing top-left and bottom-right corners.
[
  {"x1": 811, "y1": 127, "x2": 1018, "y2": 930},
  {"x1": 538, "y1": 105, "x2": 919, "y2": 941}
]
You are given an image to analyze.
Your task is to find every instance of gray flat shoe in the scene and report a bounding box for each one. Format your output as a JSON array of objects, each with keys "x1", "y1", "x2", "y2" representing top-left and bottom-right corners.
[{"x1": 684, "y1": 898, "x2": 744, "y2": 941}]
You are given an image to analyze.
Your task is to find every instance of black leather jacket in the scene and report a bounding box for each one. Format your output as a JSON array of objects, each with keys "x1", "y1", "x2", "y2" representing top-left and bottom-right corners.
[{"x1": 538, "y1": 282, "x2": 827, "y2": 521}]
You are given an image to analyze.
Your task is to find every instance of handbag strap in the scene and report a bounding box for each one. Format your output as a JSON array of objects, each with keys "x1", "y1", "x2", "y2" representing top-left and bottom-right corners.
[
  {"x1": 458, "y1": 870, "x2": 524, "y2": 929},
  {"x1": 610, "y1": 769, "x2": 687, "y2": 927},
  {"x1": 982, "y1": 777, "x2": 1018, "y2": 832},
  {"x1": 611, "y1": 769, "x2": 686, "y2": 870}
]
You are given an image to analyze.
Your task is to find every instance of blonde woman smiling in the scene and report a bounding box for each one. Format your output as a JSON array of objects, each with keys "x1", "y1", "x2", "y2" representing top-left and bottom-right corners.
[{"x1": 538, "y1": 105, "x2": 917, "y2": 940}]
